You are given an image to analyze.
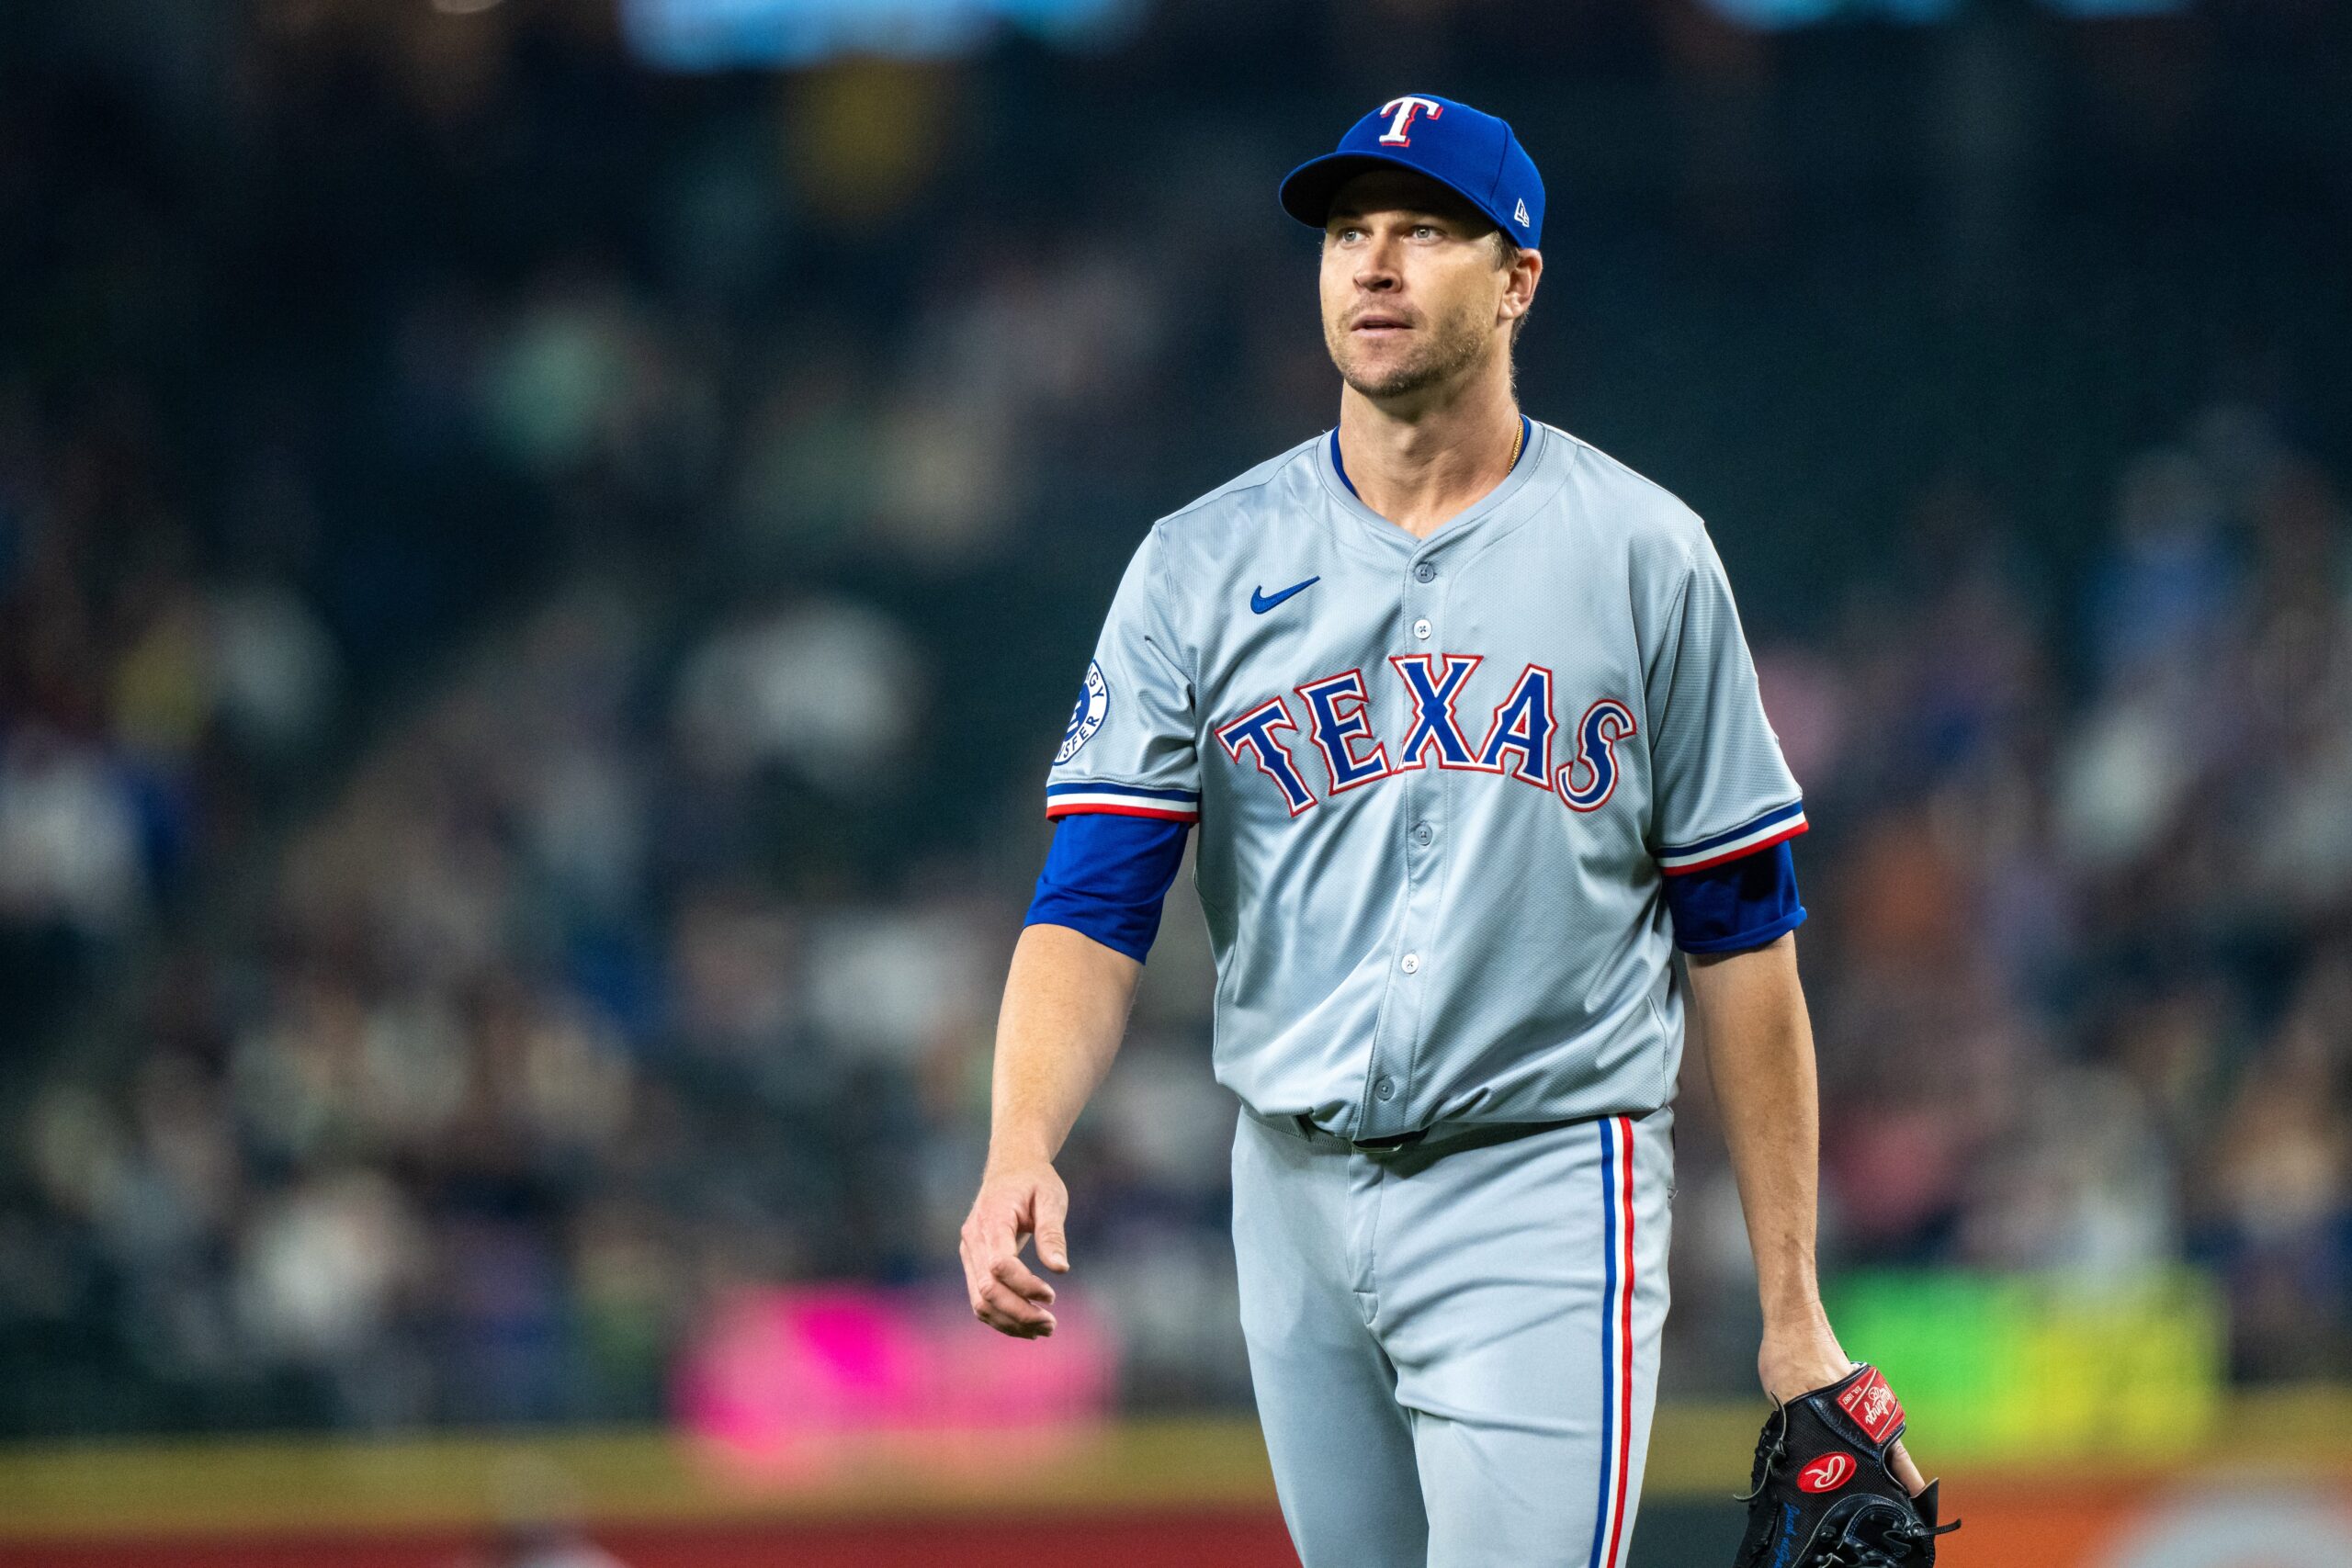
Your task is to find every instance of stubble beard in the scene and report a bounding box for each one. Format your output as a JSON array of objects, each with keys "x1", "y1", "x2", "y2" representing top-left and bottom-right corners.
[{"x1": 1326, "y1": 303, "x2": 1494, "y2": 401}]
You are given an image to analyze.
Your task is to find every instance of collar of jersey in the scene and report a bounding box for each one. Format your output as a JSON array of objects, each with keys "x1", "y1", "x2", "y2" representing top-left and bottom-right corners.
[{"x1": 1314, "y1": 416, "x2": 1554, "y2": 562}]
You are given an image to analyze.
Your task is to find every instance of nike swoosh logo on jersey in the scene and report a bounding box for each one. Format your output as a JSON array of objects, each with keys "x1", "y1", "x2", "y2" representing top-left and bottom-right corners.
[{"x1": 1250, "y1": 577, "x2": 1320, "y2": 614}]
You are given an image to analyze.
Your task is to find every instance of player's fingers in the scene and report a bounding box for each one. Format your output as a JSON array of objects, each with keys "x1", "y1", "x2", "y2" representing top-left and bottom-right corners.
[
  {"x1": 958, "y1": 1211, "x2": 1018, "y2": 1276},
  {"x1": 990, "y1": 1254, "x2": 1057, "y2": 1305},
  {"x1": 974, "y1": 1296, "x2": 1037, "y2": 1337},
  {"x1": 958, "y1": 1247, "x2": 997, "y2": 1314},
  {"x1": 958, "y1": 1217, "x2": 1019, "y2": 1307},
  {"x1": 1889, "y1": 1438, "x2": 1928, "y2": 1497},
  {"x1": 973, "y1": 1277, "x2": 1028, "y2": 1325},
  {"x1": 975, "y1": 1278, "x2": 1057, "y2": 1337},
  {"x1": 1033, "y1": 1181, "x2": 1071, "y2": 1274}
]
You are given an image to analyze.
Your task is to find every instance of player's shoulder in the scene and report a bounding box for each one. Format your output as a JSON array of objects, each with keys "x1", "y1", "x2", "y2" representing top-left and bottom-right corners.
[
  {"x1": 1140, "y1": 434, "x2": 1327, "y2": 561},
  {"x1": 1537, "y1": 423, "x2": 1719, "y2": 572}
]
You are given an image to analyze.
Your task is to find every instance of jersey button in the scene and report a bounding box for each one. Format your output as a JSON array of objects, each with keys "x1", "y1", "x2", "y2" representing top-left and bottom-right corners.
[
  {"x1": 1413, "y1": 561, "x2": 1436, "y2": 583},
  {"x1": 1374, "y1": 1076, "x2": 1396, "y2": 1101},
  {"x1": 1412, "y1": 617, "x2": 1431, "y2": 640},
  {"x1": 1400, "y1": 953, "x2": 1420, "y2": 974},
  {"x1": 1413, "y1": 823, "x2": 1433, "y2": 846}
]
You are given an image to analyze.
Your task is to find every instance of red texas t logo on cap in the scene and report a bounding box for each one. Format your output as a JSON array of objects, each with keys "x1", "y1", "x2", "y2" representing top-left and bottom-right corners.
[{"x1": 1379, "y1": 96, "x2": 1443, "y2": 145}]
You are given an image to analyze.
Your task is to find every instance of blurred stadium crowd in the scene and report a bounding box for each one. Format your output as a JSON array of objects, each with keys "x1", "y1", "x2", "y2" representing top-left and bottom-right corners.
[{"x1": 2, "y1": 1, "x2": 2348, "y2": 1435}]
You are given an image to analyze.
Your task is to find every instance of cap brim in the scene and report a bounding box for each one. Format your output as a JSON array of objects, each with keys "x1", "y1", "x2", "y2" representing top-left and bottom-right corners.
[{"x1": 1277, "y1": 152, "x2": 1510, "y2": 236}]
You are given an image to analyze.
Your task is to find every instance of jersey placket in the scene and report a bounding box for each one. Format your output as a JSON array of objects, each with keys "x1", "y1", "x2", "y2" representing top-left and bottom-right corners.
[{"x1": 1354, "y1": 546, "x2": 1449, "y2": 1141}]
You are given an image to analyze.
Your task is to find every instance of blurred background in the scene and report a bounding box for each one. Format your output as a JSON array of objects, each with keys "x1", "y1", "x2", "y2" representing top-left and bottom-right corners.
[{"x1": 2, "y1": 0, "x2": 2348, "y2": 1563}]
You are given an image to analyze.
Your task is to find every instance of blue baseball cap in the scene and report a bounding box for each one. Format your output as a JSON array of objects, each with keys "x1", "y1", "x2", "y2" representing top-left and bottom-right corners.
[{"x1": 1280, "y1": 94, "x2": 1544, "y2": 250}]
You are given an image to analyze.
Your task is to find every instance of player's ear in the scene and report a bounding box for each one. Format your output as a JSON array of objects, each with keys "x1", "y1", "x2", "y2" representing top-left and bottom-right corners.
[{"x1": 1501, "y1": 246, "x2": 1541, "y2": 330}]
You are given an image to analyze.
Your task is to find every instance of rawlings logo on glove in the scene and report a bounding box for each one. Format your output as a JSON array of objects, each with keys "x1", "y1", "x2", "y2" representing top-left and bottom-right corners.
[
  {"x1": 1734, "y1": 1364, "x2": 1959, "y2": 1567},
  {"x1": 1837, "y1": 1366, "x2": 1905, "y2": 1444}
]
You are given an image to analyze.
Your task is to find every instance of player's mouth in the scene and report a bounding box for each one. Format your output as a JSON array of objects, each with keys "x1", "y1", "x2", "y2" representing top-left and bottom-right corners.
[{"x1": 1350, "y1": 311, "x2": 1415, "y2": 337}]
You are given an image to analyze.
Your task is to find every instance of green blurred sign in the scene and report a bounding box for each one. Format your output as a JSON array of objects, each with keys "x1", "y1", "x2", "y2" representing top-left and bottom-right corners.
[{"x1": 1824, "y1": 1269, "x2": 2224, "y2": 1461}]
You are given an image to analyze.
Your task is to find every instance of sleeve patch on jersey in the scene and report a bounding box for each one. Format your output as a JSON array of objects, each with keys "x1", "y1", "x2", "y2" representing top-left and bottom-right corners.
[
  {"x1": 1055, "y1": 660, "x2": 1111, "y2": 765},
  {"x1": 1044, "y1": 780, "x2": 1201, "y2": 823},
  {"x1": 1655, "y1": 799, "x2": 1807, "y2": 874}
]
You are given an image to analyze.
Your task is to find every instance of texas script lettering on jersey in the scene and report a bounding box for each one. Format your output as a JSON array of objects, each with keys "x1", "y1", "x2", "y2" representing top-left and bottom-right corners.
[{"x1": 1215, "y1": 654, "x2": 1636, "y2": 818}]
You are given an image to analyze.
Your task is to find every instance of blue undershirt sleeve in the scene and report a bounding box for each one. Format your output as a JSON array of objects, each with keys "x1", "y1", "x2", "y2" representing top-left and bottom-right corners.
[
  {"x1": 1023, "y1": 812, "x2": 1192, "y2": 963},
  {"x1": 1663, "y1": 839, "x2": 1807, "y2": 954}
]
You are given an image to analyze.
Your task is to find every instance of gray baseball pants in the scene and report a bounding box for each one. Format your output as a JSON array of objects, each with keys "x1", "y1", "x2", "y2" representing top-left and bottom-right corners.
[{"x1": 1231, "y1": 1103, "x2": 1675, "y2": 1568}]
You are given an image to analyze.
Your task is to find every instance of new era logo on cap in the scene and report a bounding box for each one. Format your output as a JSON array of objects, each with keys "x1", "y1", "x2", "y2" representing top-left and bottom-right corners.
[{"x1": 1278, "y1": 93, "x2": 1547, "y2": 250}]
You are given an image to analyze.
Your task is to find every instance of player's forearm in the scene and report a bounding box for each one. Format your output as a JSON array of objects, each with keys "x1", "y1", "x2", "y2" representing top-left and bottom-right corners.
[
  {"x1": 986, "y1": 921, "x2": 1144, "y2": 1169},
  {"x1": 1687, "y1": 933, "x2": 1832, "y2": 1337}
]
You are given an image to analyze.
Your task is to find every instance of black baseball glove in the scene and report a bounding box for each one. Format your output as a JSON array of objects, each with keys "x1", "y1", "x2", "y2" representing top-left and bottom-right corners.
[{"x1": 1733, "y1": 1363, "x2": 1959, "y2": 1567}]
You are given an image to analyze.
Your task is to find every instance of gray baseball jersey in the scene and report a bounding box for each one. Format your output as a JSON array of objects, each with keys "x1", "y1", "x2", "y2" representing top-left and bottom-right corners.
[{"x1": 1044, "y1": 421, "x2": 1804, "y2": 1142}]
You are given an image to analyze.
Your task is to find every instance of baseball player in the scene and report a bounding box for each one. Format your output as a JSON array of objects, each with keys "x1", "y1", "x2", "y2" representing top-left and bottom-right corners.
[{"x1": 960, "y1": 95, "x2": 1946, "y2": 1566}]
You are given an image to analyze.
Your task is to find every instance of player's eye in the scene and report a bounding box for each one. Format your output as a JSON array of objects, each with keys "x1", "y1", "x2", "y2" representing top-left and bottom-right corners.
[{"x1": 1412, "y1": 224, "x2": 1441, "y2": 240}]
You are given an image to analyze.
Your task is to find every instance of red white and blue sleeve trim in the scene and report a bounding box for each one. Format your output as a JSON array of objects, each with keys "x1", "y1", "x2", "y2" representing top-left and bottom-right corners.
[
  {"x1": 1044, "y1": 781, "x2": 1202, "y2": 824},
  {"x1": 1654, "y1": 799, "x2": 1807, "y2": 875}
]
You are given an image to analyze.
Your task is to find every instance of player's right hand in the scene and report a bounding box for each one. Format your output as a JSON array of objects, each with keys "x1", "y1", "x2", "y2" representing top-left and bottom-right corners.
[{"x1": 959, "y1": 1158, "x2": 1070, "y2": 1338}]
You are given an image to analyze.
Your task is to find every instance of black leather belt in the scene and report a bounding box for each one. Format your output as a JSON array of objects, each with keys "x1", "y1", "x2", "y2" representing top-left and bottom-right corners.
[{"x1": 1295, "y1": 1113, "x2": 1428, "y2": 1150}]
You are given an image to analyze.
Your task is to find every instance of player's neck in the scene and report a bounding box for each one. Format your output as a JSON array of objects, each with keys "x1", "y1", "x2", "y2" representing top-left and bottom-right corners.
[{"x1": 1335, "y1": 370, "x2": 1523, "y2": 541}]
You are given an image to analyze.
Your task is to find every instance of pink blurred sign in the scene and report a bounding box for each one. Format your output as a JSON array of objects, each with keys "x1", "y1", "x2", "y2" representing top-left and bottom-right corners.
[{"x1": 675, "y1": 1282, "x2": 1118, "y2": 1477}]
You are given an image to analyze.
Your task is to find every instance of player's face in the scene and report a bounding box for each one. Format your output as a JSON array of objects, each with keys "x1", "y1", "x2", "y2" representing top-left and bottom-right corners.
[{"x1": 1320, "y1": 171, "x2": 1516, "y2": 403}]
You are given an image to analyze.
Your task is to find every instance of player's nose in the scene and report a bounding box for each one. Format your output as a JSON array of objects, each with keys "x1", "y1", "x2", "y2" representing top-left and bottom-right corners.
[{"x1": 1351, "y1": 234, "x2": 1404, "y2": 289}]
